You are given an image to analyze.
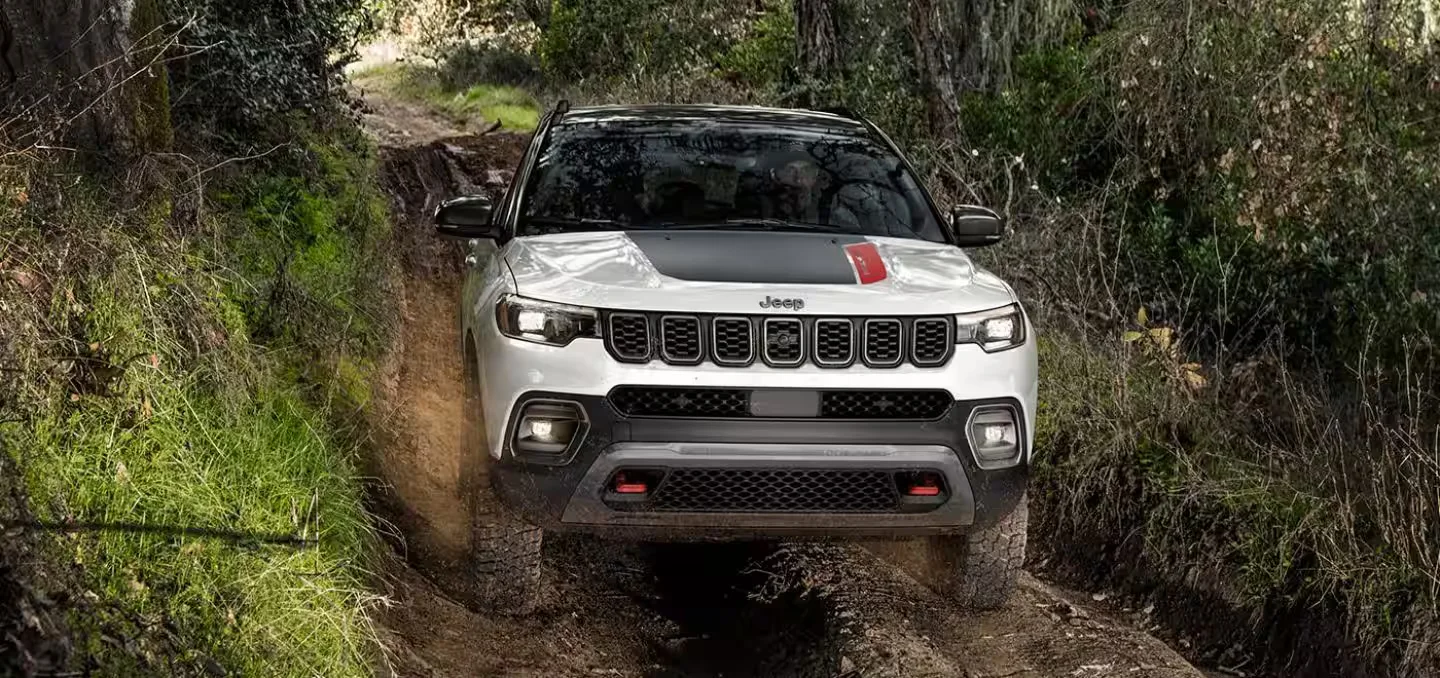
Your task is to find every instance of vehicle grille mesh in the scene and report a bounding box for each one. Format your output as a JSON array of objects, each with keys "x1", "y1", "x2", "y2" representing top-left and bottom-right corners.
[
  {"x1": 813, "y1": 320, "x2": 854, "y2": 365},
  {"x1": 762, "y1": 319, "x2": 804, "y2": 365},
  {"x1": 648, "y1": 468, "x2": 900, "y2": 513},
  {"x1": 660, "y1": 316, "x2": 702, "y2": 363},
  {"x1": 911, "y1": 318, "x2": 952, "y2": 365},
  {"x1": 602, "y1": 312, "x2": 955, "y2": 369},
  {"x1": 609, "y1": 387, "x2": 750, "y2": 418},
  {"x1": 712, "y1": 318, "x2": 753, "y2": 365},
  {"x1": 608, "y1": 313, "x2": 651, "y2": 361},
  {"x1": 608, "y1": 387, "x2": 951, "y2": 420},
  {"x1": 819, "y1": 390, "x2": 951, "y2": 419},
  {"x1": 863, "y1": 320, "x2": 903, "y2": 366}
]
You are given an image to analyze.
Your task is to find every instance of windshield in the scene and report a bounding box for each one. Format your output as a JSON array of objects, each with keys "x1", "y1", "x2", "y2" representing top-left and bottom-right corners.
[{"x1": 518, "y1": 120, "x2": 948, "y2": 242}]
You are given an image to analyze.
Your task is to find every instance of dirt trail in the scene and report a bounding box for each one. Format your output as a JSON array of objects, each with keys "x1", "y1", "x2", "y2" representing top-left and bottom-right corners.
[{"x1": 358, "y1": 79, "x2": 1207, "y2": 678}]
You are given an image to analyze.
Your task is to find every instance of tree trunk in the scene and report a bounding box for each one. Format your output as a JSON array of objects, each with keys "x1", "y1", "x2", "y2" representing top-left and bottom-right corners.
[
  {"x1": 795, "y1": 0, "x2": 840, "y2": 79},
  {"x1": 908, "y1": 0, "x2": 962, "y2": 139},
  {"x1": 0, "y1": 0, "x2": 172, "y2": 161}
]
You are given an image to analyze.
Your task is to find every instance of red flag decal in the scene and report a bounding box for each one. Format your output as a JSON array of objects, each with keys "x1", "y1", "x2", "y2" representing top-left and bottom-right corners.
[{"x1": 844, "y1": 242, "x2": 888, "y2": 284}]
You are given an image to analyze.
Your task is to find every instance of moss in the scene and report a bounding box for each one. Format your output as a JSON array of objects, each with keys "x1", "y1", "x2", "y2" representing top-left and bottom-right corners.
[{"x1": 125, "y1": 0, "x2": 174, "y2": 153}]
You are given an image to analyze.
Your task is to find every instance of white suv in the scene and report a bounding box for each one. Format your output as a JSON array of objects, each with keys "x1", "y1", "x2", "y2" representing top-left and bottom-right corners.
[{"x1": 435, "y1": 103, "x2": 1038, "y2": 613}]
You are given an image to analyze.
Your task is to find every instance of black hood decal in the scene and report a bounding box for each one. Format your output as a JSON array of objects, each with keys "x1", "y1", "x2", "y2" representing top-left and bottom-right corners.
[{"x1": 626, "y1": 231, "x2": 868, "y2": 284}]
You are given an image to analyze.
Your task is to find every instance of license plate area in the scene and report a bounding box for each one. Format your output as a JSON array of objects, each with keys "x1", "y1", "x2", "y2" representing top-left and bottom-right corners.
[{"x1": 748, "y1": 389, "x2": 819, "y2": 418}]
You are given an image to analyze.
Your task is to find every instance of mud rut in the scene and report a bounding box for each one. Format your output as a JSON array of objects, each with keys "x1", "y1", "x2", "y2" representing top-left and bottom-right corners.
[{"x1": 357, "y1": 93, "x2": 1206, "y2": 678}]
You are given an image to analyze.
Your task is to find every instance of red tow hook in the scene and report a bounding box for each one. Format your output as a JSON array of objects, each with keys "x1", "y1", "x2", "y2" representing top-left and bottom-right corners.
[
  {"x1": 612, "y1": 472, "x2": 649, "y2": 494},
  {"x1": 905, "y1": 473, "x2": 943, "y2": 497}
]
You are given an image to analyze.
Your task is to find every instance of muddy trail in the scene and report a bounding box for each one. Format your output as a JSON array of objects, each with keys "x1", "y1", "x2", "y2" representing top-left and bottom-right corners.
[{"x1": 358, "y1": 89, "x2": 1206, "y2": 678}]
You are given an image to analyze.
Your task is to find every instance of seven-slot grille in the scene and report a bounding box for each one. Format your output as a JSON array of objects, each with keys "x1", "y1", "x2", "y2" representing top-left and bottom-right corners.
[
  {"x1": 608, "y1": 387, "x2": 952, "y2": 420},
  {"x1": 601, "y1": 312, "x2": 954, "y2": 368}
]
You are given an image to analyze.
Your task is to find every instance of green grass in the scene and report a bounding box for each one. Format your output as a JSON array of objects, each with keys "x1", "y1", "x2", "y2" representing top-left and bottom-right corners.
[
  {"x1": 352, "y1": 62, "x2": 540, "y2": 131},
  {"x1": 17, "y1": 377, "x2": 377, "y2": 676},
  {"x1": 0, "y1": 117, "x2": 390, "y2": 675},
  {"x1": 1031, "y1": 329, "x2": 1440, "y2": 674}
]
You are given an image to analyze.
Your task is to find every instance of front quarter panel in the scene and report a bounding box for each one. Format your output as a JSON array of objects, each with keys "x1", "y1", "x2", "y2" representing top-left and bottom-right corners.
[{"x1": 465, "y1": 241, "x2": 516, "y2": 456}]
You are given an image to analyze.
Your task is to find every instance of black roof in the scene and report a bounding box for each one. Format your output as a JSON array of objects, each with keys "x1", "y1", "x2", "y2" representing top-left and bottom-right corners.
[{"x1": 558, "y1": 104, "x2": 871, "y2": 134}]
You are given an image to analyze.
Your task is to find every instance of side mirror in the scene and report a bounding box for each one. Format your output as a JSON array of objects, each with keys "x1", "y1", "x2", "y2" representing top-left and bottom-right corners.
[
  {"x1": 950, "y1": 205, "x2": 1005, "y2": 248},
  {"x1": 434, "y1": 195, "x2": 499, "y2": 240}
]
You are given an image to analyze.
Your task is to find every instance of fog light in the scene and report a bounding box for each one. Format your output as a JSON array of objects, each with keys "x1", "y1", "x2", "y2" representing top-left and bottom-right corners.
[
  {"x1": 514, "y1": 401, "x2": 585, "y2": 457},
  {"x1": 968, "y1": 406, "x2": 1022, "y2": 468}
]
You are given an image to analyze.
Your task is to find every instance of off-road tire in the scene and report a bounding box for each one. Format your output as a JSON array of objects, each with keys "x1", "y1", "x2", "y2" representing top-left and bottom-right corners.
[
  {"x1": 468, "y1": 519, "x2": 543, "y2": 613},
  {"x1": 926, "y1": 493, "x2": 1028, "y2": 610},
  {"x1": 461, "y1": 340, "x2": 544, "y2": 614}
]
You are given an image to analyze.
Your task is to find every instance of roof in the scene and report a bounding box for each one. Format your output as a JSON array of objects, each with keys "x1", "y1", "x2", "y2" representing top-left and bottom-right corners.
[{"x1": 557, "y1": 104, "x2": 871, "y2": 134}]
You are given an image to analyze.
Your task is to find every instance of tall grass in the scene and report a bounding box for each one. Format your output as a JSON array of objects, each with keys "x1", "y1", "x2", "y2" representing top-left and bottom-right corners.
[{"x1": 0, "y1": 118, "x2": 390, "y2": 675}]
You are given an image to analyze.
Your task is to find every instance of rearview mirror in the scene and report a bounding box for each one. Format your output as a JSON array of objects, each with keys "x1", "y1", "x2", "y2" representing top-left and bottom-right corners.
[
  {"x1": 434, "y1": 196, "x2": 499, "y2": 240},
  {"x1": 950, "y1": 205, "x2": 1004, "y2": 248}
]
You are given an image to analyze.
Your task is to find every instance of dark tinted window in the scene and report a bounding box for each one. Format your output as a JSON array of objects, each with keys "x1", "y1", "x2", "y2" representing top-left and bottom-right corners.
[{"x1": 519, "y1": 120, "x2": 947, "y2": 242}]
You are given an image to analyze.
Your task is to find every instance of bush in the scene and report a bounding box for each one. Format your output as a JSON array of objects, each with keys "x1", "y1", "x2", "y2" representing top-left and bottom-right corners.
[
  {"x1": 437, "y1": 43, "x2": 542, "y2": 89},
  {"x1": 714, "y1": 1, "x2": 797, "y2": 88},
  {"x1": 538, "y1": 0, "x2": 756, "y2": 83},
  {"x1": 160, "y1": 0, "x2": 375, "y2": 133},
  {"x1": 1000, "y1": 1, "x2": 1436, "y2": 380}
]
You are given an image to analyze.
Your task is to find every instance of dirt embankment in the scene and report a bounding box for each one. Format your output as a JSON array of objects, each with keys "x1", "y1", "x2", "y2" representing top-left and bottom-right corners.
[{"x1": 359, "y1": 89, "x2": 1209, "y2": 678}]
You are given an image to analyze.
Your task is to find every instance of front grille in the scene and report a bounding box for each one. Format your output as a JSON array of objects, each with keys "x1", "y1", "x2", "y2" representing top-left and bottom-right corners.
[
  {"x1": 712, "y1": 317, "x2": 754, "y2": 365},
  {"x1": 608, "y1": 313, "x2": 651, "y2": 361},
  {"x1": 911, "y1": 318, "x2": 952, "y2": 366},
  {"x1": 660, "y1": 316, "x2": 703, "y2": 364},
  {"x1": 609, "y1": 387, "x2": 750, "y2": 418},
  {"x1": 648, "y1": 468, "x2": 900, "y2": 513},
  {"x1": 609, "y1": 387, "x2": 952, "y2": 420},
  {"x1": 601, "y1": 312, "x2": 958, "y2": 368},
  {"x1": 813, "y1": 319, "x2": 854, "y2": 366},
  {"x1": 820, "y1": 390, "x2": 951, "y2": 419},
  {"x1": 864, "y1": 319, "x2": 903, "y2": 366},
  {"x1": 762, "y1": 318, "x2": 805, "y2": 366}
]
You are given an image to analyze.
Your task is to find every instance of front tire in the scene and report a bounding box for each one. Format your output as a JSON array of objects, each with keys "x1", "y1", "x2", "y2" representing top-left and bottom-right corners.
[
  {"x1": 925, "y1": 493, "x2": 1028, "y2": 610},
  {"x1": 461, "y1": 341, "x2": 544, "y2": 614}
]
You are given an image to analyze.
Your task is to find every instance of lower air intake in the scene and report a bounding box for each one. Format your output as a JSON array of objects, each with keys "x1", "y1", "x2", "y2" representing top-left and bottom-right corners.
[{"x1": 648, "y1": 468, "x2": 900, "y2": 513}]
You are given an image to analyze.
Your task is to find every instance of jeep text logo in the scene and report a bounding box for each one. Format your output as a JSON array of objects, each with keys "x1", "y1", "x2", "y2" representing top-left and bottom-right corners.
[{"x1": 759, "y1": 296, "x2": 805, "y2": 311}]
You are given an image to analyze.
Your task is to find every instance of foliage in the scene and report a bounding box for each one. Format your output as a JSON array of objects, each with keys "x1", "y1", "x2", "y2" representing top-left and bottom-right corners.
[
  {"x1": 437, "y1": 42, "x2": 543, "y2": 89},
  {"x1": 217, "y1": 120, "x2": 394, "y2": 354},
  {"x1": 1034, "y1": 331, "x2": 1440, "y2": 676},
  {"x1": 0, "y1": 114, "x2": 391, "y2": 675},
  {"x1": 160, "y1": 0, "x2": 376, "y2": 133},
  {"x1": 536, "y1": 0, "x2": 759, "y2": 82},
  {"x1": 714, "y1": 1, "x2": 797, "y2": 87}
]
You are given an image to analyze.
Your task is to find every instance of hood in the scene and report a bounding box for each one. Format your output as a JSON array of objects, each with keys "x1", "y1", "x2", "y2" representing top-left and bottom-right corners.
[{"x1": 504, "y1": 230, "x2": 1016, "y2": 315}]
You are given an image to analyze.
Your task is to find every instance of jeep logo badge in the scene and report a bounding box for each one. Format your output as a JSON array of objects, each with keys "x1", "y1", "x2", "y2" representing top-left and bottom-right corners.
[{"x1": 759, "y1": 295, "x2": 805, "y2": 311}]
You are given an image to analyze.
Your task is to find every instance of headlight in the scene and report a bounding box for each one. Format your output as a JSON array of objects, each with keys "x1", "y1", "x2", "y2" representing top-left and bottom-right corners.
[
  {"x1": 955, "y1": 303, "x2": 1026, "y2": 352},
  {"x1": 495, "y1": 294, "x2": 599, "y2": 346}
]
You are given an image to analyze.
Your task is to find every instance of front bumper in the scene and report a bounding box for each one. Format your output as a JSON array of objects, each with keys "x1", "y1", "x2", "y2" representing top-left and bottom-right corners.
[{"x1": 491, "y1": 391, "x2": 1028, "y2": 540}]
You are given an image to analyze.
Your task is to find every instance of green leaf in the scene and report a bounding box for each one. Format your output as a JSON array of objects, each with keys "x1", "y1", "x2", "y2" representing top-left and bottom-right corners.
[
  {"x1": 1136, "y1": 306, "x2": 1149, "y2": 326},
  {"x1": 1122, "y1": 331, "x2": 1144, "y2": 342}
]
